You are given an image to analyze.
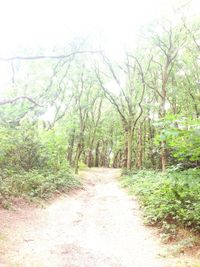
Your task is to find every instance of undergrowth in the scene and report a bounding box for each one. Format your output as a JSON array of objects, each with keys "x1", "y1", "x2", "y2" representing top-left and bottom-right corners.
[
  {"x1": 0, "y1": 167, "x2": 81, "y2": 207},
  {"x1": 0, "y1": 123, "x2": 82, "y2": 208},
  {"x1": 121, "y1": 168, "x2": 200, "y2": 242}
]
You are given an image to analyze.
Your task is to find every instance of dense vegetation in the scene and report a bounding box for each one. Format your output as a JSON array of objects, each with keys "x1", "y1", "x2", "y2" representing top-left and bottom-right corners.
[
  {"x1": 0, "y1": 122, "x2": 80, "y2": 206},
  {"x1": 0, "y1": 121, "x2": 80, "y2": 207},
  {"x1": 121, "y1": 169, "x2": 200, "y2": 239},
  {"x1": 0, "y1": 2, "x2": 199, "y2": 242}
]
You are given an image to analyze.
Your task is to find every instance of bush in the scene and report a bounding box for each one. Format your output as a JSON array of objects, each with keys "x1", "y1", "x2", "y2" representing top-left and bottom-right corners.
[
  {"x1": 0, "y1": 122, "x2": 81, "y2": 206},
  {"x1": 121, "y1": 169, "x2": 200, "y2": 236},
  {"x1": 155, "y1": 115, "x2": 200, "y2": 167},
  {"x1": 0, "y1": 124, "x2": 42, "y2": 171},
  {"x1": 0, "y1": 167, "x2": 81, "y2": 201}
]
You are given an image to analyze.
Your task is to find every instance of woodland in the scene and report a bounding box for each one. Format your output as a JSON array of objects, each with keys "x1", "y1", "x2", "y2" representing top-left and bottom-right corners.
[{"x1": 0, "y1": 9, "x2": 200, "y2": 241}]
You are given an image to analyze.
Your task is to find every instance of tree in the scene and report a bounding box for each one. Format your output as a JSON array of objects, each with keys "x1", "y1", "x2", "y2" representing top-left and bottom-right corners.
[
  {"x1": 95, "y1": 52, "x2": 150, "y2": 169},
  {"x1": 142, "y1": 20, "x2": 187, "y2": 170}
]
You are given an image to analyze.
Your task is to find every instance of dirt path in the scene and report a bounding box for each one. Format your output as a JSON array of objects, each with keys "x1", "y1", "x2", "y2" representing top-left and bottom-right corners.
[{"x1": 0, "y1": 168, "x2": 185, "y2": 266}]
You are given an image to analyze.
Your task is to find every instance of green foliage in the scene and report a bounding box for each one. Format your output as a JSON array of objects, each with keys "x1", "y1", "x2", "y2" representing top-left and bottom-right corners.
[
  {"x1": 0, "y1": 121, "x2": 81, "y2": 205},
  {"x1": 0, "y1": 123, "x2": 42, "y2": 171},
  {"x1": 121, "y1": 169, "x2": 200, "y2": 238},
  {"x1": 78, "y1": 161, "x2": 87, "y2": 170},
  {"x1": 155, "y1": 115, "x2": 200, "y2": 166},
  {"x1": 0, "y1": 168, "x2": 80, "y2": 200},
  {"x1": 39, "y1": 126, "x2": 69, "y2": 171},
  {"x1": 0, "y1": 13, "x2": 200, "y2": 220}
]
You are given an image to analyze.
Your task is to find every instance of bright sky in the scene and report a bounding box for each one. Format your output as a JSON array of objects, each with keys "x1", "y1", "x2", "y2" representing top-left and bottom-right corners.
[
  {"x1": 0, "y1": 0, "x2": 181, "y2": 55},
  {"x1": 0, "y1": 0, "x2": 199, "y2": 92}
]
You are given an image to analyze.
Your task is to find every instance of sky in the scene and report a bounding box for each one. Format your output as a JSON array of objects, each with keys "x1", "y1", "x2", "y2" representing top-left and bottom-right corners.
[
  {"x1": 0, "y1": 0, "x2": 199, "y2": 92},
  {"x1": 0, "y1": 0, "x2": 190, "y2": 55},
  {"x1": 0, "y1": 0, "x2": 158, "y2": 53}
]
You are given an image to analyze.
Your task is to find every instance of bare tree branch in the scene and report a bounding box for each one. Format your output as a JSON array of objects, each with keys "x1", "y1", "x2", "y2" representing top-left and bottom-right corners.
[
  {"x1": 0, "y1": 50, "x2": 102, "y2": 62},
  {"x1": 0, "y1": 96, "x2": 42, "y2": 106}
]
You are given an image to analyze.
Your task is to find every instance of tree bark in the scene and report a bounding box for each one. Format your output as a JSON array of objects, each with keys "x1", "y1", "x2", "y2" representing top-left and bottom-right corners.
[
  {"x1": 136, "y1": 125, "x2": 143, "y2": 169},
  {"x1": 161, "y1": 141, "x2": 167, "y2": 172},
  {"x1": 74, "y1": 142, "x2": 83, "y2": 174},
  {"x1": 95, "y1": 141, "x2": 100, "y2": 167},
  {"x1": 87, "y1": 149, "x2": 93, "y2": 167},
  {"x1": 127, "y1": 129, "x2": 133, "y2": 170},
  {"x1": 67, "y1": 130, "x2": 75, "y2": 165}
]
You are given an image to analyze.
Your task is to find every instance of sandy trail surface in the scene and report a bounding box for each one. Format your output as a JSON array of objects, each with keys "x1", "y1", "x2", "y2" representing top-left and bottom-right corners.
[{"x1": 0, "y1": 168, "x2": 183, "y2": 266}]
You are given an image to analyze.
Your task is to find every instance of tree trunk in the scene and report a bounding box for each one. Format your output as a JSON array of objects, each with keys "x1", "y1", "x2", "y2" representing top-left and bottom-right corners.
[
  {"x1": 74, "y1": 142, "x2": 83, "y2": 174},
  {"x1": 148, "y1": 118, "x2": 156, "y2": 168},
  {"x1": 136, "y1": 125, "x2": 142, "y2": 169},
  {"x1": 160, "y1": 67, "x2": 168, "y2": 171},
  {"x1": 95, "y1": 141, "x2": 100, "y2": 167},
  {"x1": 127, "y1": 129, "x2": 133, "y2": 170},
  {"x1": 161, "y1": 141, "x2": 167, "y2": 172},
  {"x1": 67, "y1": 130, "x2": 75, "y2": 165},
  {"x1": 87, "y1": 149, "x2": 93, "y2": 167},
  {"x1": 112, "y1": 150, "x2": 120, "y2": 168},
  {"x1": 123, "y1": 142, "x2": 128, "y2": 168},
  {"x1": 143, "y1": 122, "x2": 146, "y2": 166}
]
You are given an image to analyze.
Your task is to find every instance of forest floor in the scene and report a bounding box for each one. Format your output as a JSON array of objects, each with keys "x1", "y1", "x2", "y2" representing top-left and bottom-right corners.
[{"x1": 0, "y1": 168, "x2": 199, "y2": 267}]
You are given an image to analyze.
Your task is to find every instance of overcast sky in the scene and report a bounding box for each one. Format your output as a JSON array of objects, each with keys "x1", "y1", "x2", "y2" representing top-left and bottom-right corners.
[
  {"x1": 0, "y1": 0, "x2": 192, "y2": 55},
  {"x1": 0, "y1": 0, "x2": 199, "y2": 92}
]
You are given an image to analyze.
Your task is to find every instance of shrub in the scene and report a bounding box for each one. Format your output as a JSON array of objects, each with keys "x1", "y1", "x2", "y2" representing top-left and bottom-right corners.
[
  {"x1": 0, "y1": 122, "x2": 81, "y2": 206},
  {"x1": 155, "y1": 115, "x2": 200, "y2": 167},
  {"x1": 121, "y1": 169, "x2": 200, "y2": 236},
  {"x1": 0, "y1": 167, "x2": 81, "y2": 201}
]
